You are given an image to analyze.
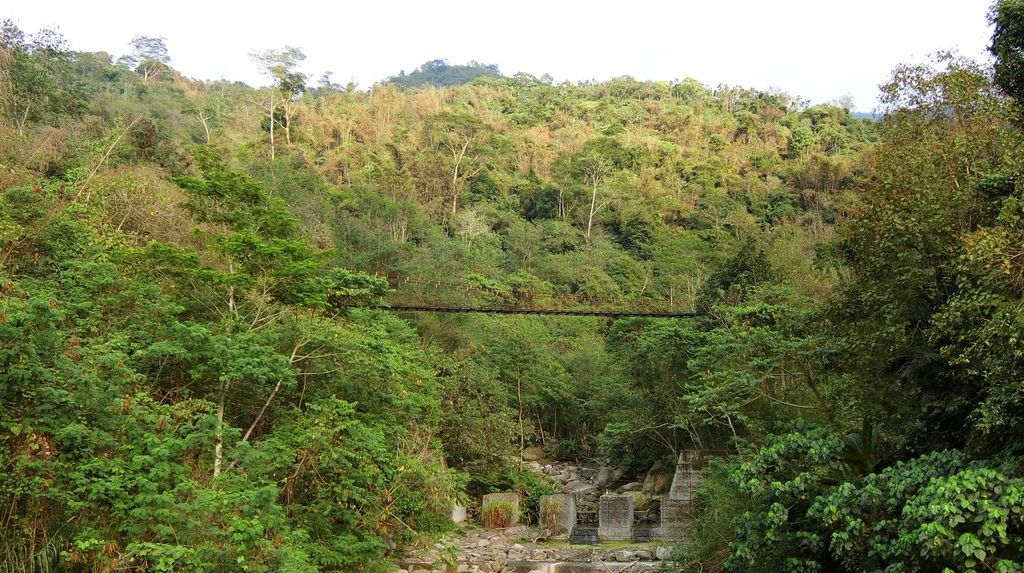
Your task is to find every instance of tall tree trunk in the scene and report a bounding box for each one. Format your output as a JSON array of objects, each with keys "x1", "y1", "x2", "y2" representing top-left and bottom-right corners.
[
  {"x1": 451, "y1": 158, "x2": 462, "y2": 215},
  {"x1": 268, "y1": 93, "x2": 275, "y2": 161},
  {"x1": 448, "y1": 138, "x2": 472, "y2": 214},
  {"x1": 586, "y1": 180, "x2": 598, "y2": 239},
  {"x1": 516, "y1": 375, "x2": 525, "y2": 459},
  {"x1": 241, "y1": 378, "x2": 283, "y2": 443},
  {"x1": 213, "y1": 379, "x2": 228, "y2": 477},
  {"x1": 283, "y1": 102, "x2": 292, "y2": 144},
  {"x1": 227, "y1": 258, "x2": 237, "y2": 316},
  {"x1": 196, "y1": 109, "x2": 211, "y2": 143},
  {"x1": 17, "y1": 103, "x2": 30, "y2": 137}
]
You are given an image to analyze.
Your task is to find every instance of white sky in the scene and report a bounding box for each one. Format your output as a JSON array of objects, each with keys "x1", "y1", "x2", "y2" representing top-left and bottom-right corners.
[{"x1": 6, "y1": 0, "x2": 995, "y2": 111}]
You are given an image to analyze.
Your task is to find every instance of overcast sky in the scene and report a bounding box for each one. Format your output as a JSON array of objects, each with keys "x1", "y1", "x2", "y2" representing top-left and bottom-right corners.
[{"x1": 6, "y1": 0, "x2": 995, "y2": 111}]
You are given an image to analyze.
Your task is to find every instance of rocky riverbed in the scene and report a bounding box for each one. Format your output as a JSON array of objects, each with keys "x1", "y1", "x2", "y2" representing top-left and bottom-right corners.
[
  {"x1": 526, "y1": 456, "x2": 675, "y2": 520},
  {"x1": 399, "y1": 455, "x2": 681, "y2": 573},
  {"x1": 399, "y1": 525, "x2": 673, "y2": 573}
]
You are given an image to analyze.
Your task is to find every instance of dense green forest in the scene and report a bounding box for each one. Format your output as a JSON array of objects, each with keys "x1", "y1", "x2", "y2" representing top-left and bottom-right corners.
[{"x1": 2, "y1": 2, "x2": 1024, "y2": 571}]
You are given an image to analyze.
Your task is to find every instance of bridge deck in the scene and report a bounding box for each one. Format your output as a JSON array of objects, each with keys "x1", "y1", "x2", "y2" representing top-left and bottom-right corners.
[{"x1": 344, "y1": 303, "x2": 696, "y2": 318}]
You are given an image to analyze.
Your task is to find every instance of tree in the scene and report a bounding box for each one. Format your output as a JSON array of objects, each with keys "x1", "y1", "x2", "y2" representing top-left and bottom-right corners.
[
  {"x1": 118, "y1": 35, "x2": 171, "y2": 85},
  {"x1": 558, "y1": 141, "x2": 616, "y2": 239},
  {"x1": 250, "y1": 46, "x2": 307, "y2": 154},
  {"x1": 836, "y1": 54, "x2": 1015, "y2": 450},
  {"x1": 579, "y1": 153, "x2": 610, "y2": 240},
  {"x1": 990, "y1": 0, "x2": 1024, "y2": 101},
  {"x1": 429, "y1": 111, "x2": 488, "y2": 215},
  {"x1": 0, "y1": 20, "x2": 81, "y2": 134}
]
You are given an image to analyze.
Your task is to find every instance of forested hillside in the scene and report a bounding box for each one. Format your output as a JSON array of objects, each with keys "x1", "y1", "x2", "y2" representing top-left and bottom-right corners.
[{"x1": 2, "y1": 2, "x2": 1024, "y2": 571}]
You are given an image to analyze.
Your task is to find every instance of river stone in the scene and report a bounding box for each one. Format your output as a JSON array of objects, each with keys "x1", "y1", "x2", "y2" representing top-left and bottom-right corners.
[
  {"x1": 400, "y1": 559, "x2": 435, "y2": 572},
  {"x1": 643, "y1": 471, "x2": 673, "y2": 496}
]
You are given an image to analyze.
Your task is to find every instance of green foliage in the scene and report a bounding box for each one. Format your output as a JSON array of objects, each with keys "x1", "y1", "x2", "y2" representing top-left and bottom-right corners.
[
  {"x1": 0, "y1": 20, "x2": 85, "y2": 131},
  {"x1": 712, "y1": 428, "x2": 1024, "y2": 573},
  {"x1": 434, "y1": 356, "x2": 517, "y2": 470},
  {"x1": 696, "y1": 239, "x2": 777, "y2": 313},
  {"x1": 469, "y1": 465, "x2": 553, "y2": 525},
  {"x1": 675, "y1": 457, "x2": 747, "y2": 572},
  {"x1": 723, "y1": 423, "x2": 845, "y2": 572},
  {"x1": 679, "y1": 42, "x2": 1024, "y2": 573},
  {"x1": 0, "y1": 17, "x2": 944, "y2": 573},
  {"x1": 809, "y1": 452, "x2": 1024, "y2": 572},
  {"x1": 990, "y1": 0, "x2": 1024, "y2": 101},
  {"x1": 0, "y1": 119, "x2": 456, "y2": 572},
  {"x1": 834, "y1": 52, "x2": 1024, "y2": 452}
]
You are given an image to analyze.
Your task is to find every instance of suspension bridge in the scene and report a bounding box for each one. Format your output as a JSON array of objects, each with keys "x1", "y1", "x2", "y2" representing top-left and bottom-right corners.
[{"x1": 343, "y1": 273, "x2": 698, "y2": 318}]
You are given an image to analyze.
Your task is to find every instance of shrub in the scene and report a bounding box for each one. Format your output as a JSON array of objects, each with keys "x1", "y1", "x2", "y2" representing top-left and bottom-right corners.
[
  {"x1": 481, "y1": 499, "x2": 520, "y2": 529},
  {"x1": 539, "y1": 496, "x2": 567, "y2": 535}
]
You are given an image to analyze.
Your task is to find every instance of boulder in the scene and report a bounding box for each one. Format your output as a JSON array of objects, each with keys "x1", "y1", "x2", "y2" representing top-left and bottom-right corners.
[
  {"x1": 573, "y1": 484, "x2": 598, "y2": 497},
  {"x1": 564, "y1": 479, "x2": 585, "y2": 491},
  {"x1": 617, "y1": 481, "x2": 643, "y2": 492},
  {"x1": 399, "y1": 559, "x2": 435, "y2": 572},
  {"x1": 627, "y1": 491, "x2": 651, "y2": 511},
  {"x1": 642, "y1": 471, "x2": 673, "y2": 496},
  {"x1": 614, "y1": 549, "x2": 635, "y2": 562},
  {"x1": 521, "y1": 446, "x2": 546, "y2": 461}
]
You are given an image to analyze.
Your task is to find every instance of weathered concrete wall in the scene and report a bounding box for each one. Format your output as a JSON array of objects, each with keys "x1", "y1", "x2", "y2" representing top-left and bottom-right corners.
[
  {"x1": 597, "y1": 494, "x2": 633, "y2": 541},
  {"x1": 451, "y1": 501, "x2": 467, "y2": 523},
  {"x1": 539, "y1": 493, "x2": 576, "y2": 536},
  {"x1": 658, "y1": 499, "x2": 690, "y2": 540},
  {"x1": 668, "y1": 450, "x2": 703, "y2": 502},
  {"x1": 660, "y1": 450, "x2": 707, "y2": 539}
]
